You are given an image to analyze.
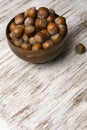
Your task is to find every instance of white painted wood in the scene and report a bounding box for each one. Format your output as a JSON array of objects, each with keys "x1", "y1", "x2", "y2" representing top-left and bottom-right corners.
[
  {"x1": 0, "y1": 117, "x2": 10, "y2": 130},
  {"x1": 0, "y1": 0, "x2": 87, "y2": 130}
]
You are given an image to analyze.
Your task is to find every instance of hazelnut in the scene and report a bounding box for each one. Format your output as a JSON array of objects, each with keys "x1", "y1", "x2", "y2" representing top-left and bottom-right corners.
[
  {"x1": 12, "y1": 26, "x2": 23, "y2": 36},
  {"x1": 11, "y1": 36, "x2": 19, "y2": 42},
  {"x1": 47, "y1": 8, "x2": 56, "y2": 22},
  {"x1": 14, "y1": 14, "x2": 24, "y2": 25},
  {"x1": 18, "y1": 24, "x2": 25, "y2": 30},
  {"x1": 51, "y1": 33, "x2": 61, "y2": 43},
  {"x1": 47, "y1": 22, "x2": 59, "y2": 35},
  {"x1": 58, "y1": 24, "x2": 67, "y2": 35},
  {"x1": 35, "y1": 18, "x2": 48, "y2": 29},
  {"x1": 47, "y1": 14, "x2": 55, "y2": 23},
  {"x1": 21, "y1": 42, "x2": 31, "y2": 50},
  {"x1": 42, "y1": 40, "x2": 53, "y2": 49},
  {"x1": 35, "y1": 32, "x2": 46, "y2": 43},
  {"x1": 49, "y1": 9, "x2": 58, "y2": 18},
  {"x1": 24, "y1": 25, "x2": 35, "y2": 36},
  {"x1": 9, "y1": 32, "x2": 17, "y2": 39},
  {"x1": 55, "y1": 16, "x2": 66, "y2": 25},
  {"x1": 22, "y1": 33, "x2": 29, "y2": 42},
  {"x1": 24, "y1": 17, "x2": 35, "y2": 25},
  {"x1": 29, "y1": 36, "x2": 36, "y2": 45},
  {"x1": 32, "y1": 43, "x2": 42, "y2": 51},
  {"x1": 75, "y1": 43, "x2": 86, "y2": 54},
  {"x1": 25, "y1": 7, "x2": 36, "y2": 18},
  {"x1": 14, "y1": 39, "x2": 23, "y2": 47},
  {"x1": 9, "y1": 22, "x2": 16, "y2": 31},
  {"x1": 41, "y1": 29, "x2": 50, "y2": 38},
  {"x1": 49, "y1": 9, "x2": 55, "y2": 15},
  {"x1": 38, "y1": 7, "x2": 49, "y2": 18}
]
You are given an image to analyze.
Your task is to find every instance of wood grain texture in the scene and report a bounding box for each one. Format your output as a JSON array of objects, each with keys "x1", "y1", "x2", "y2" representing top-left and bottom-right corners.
[{"x1": 0, "y1": 0, "x2": 87, "y2": 130}]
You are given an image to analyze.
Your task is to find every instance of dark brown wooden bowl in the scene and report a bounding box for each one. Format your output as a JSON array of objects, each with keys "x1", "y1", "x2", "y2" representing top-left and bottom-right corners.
[{"x1": 6, "y1": 16, "x2": 67, "y2": 64}]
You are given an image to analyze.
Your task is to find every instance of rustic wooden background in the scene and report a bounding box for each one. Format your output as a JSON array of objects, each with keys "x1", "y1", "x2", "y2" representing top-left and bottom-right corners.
[{"x1": 0, "y1": 0, "x2": 87, "y2": 130}]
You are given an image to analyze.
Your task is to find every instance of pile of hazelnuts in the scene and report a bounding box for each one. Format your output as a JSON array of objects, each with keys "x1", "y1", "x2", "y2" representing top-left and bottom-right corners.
[{"x1": 9, "y1": 7, "x2": 67, "y2": 51}]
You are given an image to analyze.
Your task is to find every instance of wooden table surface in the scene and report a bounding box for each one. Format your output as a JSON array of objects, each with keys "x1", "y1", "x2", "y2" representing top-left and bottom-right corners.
[{"x1": 0, "y1": 0, "x2": 87, "y2": 130}]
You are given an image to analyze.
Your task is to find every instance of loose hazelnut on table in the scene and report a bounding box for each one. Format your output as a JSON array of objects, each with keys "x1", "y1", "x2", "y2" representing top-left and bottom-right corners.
[
  {"x1": 24, "y1": 17, "x2": 35, "y2": 26},
  {"x1": 47, "y1": 22, "x2": 59, "y2": 35},
  {"x1": 24, "y1": 25, "x2": 35, "y2": 36},
  {"x1": 22, "y1": 33, "x2": 29, "y2": 42},
  {"x1": 32, "y1": 43, "x2": 42, "y2": 51},
  {"x1": 21, "y1": 42, "x2": 32, "y2": 50},
  {"x1": 35, "y1": 32, "x2": 46, "y2": 43},
  {"x1": 35, "y1": 18, "x2": 48, "y2": 29},
  {"x1": 14, "y1": 14, "x2": 24, "y2": 25},
  {"x1": 37, "y1": 7, "x2": 49, "y2": 18},
  {"x1": 29, "y1": 36, "x2": 36, "y2": 45},
  {"x1": 12, "y1": 26, "x2": 23, "y2": 37},
  {"x1": 42, "y1": 40, "x2": 53, "y2": 49},
  {"x1": 51, "y1": 33, "x2": 61, "y2": 43},
  {"x1": 75, "y1": 43, "x2": 86, "y2": 54},
  {"x1": 58, "y1": 24, "x2": 67, "y2": 36},
  {"x1": 9, "y1": 22, "x2": 16, "y2": 31},
  {"x1": 55, "y1": 16, "x2": 66, "y2": 25},
  {"x1": 24, "y1": 7, "x2": 36, "y2": 18}
]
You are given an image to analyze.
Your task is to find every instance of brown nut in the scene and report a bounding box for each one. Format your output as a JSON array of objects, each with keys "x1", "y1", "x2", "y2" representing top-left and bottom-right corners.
[
  {"x1": 29, "y1": 36, "x2": 36, "y2": 45},
  {"x1": 18, "y1": 24, "x2": 25, "y2": 30},
  {"x1": 49, "y1": 9, "x2": 55, "y2": 15},
  {"x1": 37, "y1": 7, "x2": 49, "y2": 18},
  {"x1": 12, "y1": 26, "x2": 23, "y2": 36},
  {"x1": 14, "y1": 14, "x2": 24, "y2": 25},
  {"x1": 49, "y1": 9, "x2": 58, "y2": 18},
  {"x1": 32, "y1": 43, "x2": 42, "y2": 51},
  {"x1": 58, "y1": 24, "x2": 67, "y2": 35},
  {"x1": 24, "y1": 17, "x2": 35, "y2": 25},
  {"x1": 21, "y1": 42, "x2": 32, "y2": 50},
  {"x1": 47, "y1": 8, "x2": 56, "y2": 23},
  {"x1": 47, "y1": 22, "x2": 59, "y2": 35},
  {"x1": 11, "y1": 36, "x2": 19, "y2": 43},
  {"x1": 9, "y1": 32, "x2": 17, "y2": 39},
  {"x1": 35, "y1": 18, "x2": 48, "y2": 29},
  {"x1": 35, "y1": 32, "x2": 46, "y2": 43},
  {"x1": 25, "y1": 7, "x2": 36, "y2": 18},
  {"x1": 42, "y1": 40, "x2": 53, "y2": 49},
  {"x1": 51, "y1": 33, "x2": 61, "y2": 43},
  {"x1": 14, "y1": 39, "x2": 23, "y2": 47},
  {"x1": 24, "y1": 25, "x2": 35, "y2": 36},
  {"x1": 75, "y1": 43, "x2": 86, "y2": 54},
  {"x1": 47, "y1": 14, "x2": 55, "y2": 23},
  {"x1": 55, "y1": 16, "x2": 66, "y2": 25},
  {"x1": 49, "y1": 9, "x2": 59, "y2": 18},
  {"x1": 41, "y1": 29, "x2": 50, "y2": 38},
  {"x1": 9, "y1": 22, "x2": 16, "y2": 31},
  {"x1": 22, "y1": 33, "x2": 29, "y2": 42}
]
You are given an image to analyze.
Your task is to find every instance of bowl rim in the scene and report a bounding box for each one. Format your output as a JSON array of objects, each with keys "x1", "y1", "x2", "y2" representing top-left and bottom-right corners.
[{"x1": 6, "y1": 12, "x2": 67, "y2": 54}]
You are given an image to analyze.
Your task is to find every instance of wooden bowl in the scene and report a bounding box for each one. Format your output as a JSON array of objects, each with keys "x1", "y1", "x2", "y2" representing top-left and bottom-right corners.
[{"x1": 6, "y1": 16, "x2": 67, "y2": 64}]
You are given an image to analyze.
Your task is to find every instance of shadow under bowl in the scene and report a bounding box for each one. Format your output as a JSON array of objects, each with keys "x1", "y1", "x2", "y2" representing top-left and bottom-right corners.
[{"x1": 6, "y1": 16, "x2": 67, "y2": 64}]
